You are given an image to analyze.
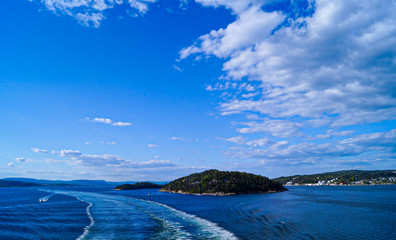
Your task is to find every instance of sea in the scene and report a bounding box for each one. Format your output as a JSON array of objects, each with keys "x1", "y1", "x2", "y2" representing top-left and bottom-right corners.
[{"x1": 0, "y1": 185, "x2": 395, "y2": 240}]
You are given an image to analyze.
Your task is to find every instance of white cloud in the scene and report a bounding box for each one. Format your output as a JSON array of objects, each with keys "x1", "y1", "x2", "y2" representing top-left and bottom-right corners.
[
  {"x1": 180, "y1": 5, "x2": 284, "y2": 59},
  {"x1": 168, "y1": 137, "x2": 185, "y2": 141},
  {"x1": 86, "y1": 117, "x2": 131, "y2": 127},
  {"x1": 60, "y1": 149, "x2": 82, "y2": 157},
  {"x1": 56, "y1": 149, "x2": 177, "y2": 169},
  {"x1": 7, "y1": 162, "x2": 14, "y2": 167},
  {"x1": 112, "y1": 122, "x2": 132, "y2": 127},
  {"x1": 184, "y1": 0, "x2": 396, "y2": 128},
  {"x1": 236, "y1": 119, "x2": 303, "y2": 138},
  {"x1": 222, "y1": 136, "x2": 246, "y2": 145},
  {"x1": 90, "y1": 117, "x2": 112, "y2": 124},
  {"x1": 148, "y1": 144, "x2": 158, "y2": 148},
  {"x1": 307, "y1": 129, "x2": 355, "y2": 140},
  {"x1": 125, "y1": 159, "x2": 176, "y2": 168},
  {"x1": 31, "y1": 147, "x2": 48, "y2": 153},
  {"x1": 179, "y1": 0, "x2": 396, "y2": 168},
  {"x1": 246, "y1": 137, "x2": 272, "y2": 147},
  {"x1": 195, "y1": 0, "x2": 267, "y2": 15},
  {"x1": 224, "y1": 129, "x2": 396, "y2": 165},
  {"x1": 33, "y1": 0, "x2": 157, "y2": 27},
  {"x1": 15, "y1": 157, "x2": 26, "y2": 163}
]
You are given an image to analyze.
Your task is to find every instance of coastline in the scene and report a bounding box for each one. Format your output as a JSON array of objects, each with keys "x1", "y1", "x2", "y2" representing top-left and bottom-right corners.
[
  {"x1": 159, "y1": 189, "x2": 286, "y2": 196},
  {"x1": 285, "y1": 183, "x2": 396, "y2": 187}
]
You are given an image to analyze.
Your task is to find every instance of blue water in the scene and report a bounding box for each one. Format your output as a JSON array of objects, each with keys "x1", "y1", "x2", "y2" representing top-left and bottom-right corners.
[{"x1": 0, "y1": 186, "x2": 395, "y2": 239}]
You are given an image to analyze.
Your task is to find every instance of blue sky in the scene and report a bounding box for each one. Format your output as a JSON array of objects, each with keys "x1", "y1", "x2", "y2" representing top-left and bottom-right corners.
[{"x1": 1, "y1": 0, "x2": 395, "y2": 181}]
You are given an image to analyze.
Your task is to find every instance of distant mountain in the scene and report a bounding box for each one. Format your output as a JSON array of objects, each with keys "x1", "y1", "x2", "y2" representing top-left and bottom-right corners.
[
  {"x1": 0, "y1": 180, "x2": 44, "y2": 187},
  {"x1": 272, "y1": 170, "x2": 396, "y2": 185},
  {"x1": 3, "y1": 178, "x2": 111, "y2": 186},
  {"x1": 114, "y1": 182, "x2": 163, "y2": 190},
  {"x1": 1, "y1": 178, "x2": 169, "y2": 187},
  {"x1": 160, "y1": 169, "x2": 287, "y2": 195}
]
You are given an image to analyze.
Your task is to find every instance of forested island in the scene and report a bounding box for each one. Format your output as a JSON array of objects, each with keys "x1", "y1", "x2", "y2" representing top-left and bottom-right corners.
[
  {"x1": 272, "y1": 170, "x2": 396, "y2": 186},
  {"x1": 114, "y1": 182, "x2": 163, "y2": 190},
  {"x1": 160, "y1": 169, "x2": 287, "y2": 195}
]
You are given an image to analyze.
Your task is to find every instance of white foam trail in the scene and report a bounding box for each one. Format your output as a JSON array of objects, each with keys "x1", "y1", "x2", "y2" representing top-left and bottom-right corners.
[
  {"x1": 46, "y1": 190, "x2": 238, "y2": 240},
  {"x1": 146, "y1": 211, "x2": 193, "y2": 239},
  {"x1": 144, "y1": 199, "x2": 239, "y2": 240},
  {"x1": 39, "y1": 194, "x2": 55, "y2": 202},
  {"x1": 75, "y1": 198, "x2": 94, "y2": 240}
]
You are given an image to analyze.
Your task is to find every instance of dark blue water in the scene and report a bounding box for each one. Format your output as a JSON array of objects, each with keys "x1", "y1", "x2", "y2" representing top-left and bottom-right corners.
[{"x1": 0, "y1": 186, "x2": 395, "y2": 239}]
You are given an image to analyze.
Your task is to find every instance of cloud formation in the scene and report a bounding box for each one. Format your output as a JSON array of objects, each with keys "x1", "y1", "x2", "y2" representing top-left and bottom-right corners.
[
  {"x1": 31, "y1": 0, "x2": 157, "y2": 27},
  {"x1": 224, "y1": 129, "x2": 396, "y2": 165},
  {"x1": 183, "y1": 0, "x2": 396, "y2": 128},
  {"x1": 221, "y1": 136, "x2": 246, "y2": 145},
  {"x1": 168, "y1": 137, "x2": 185, "y2": 141},
  {"x1": 182, "y1": 0, "x2": 396, "y2": 168},
  {"x1": 31, "y1": 147, "x2": 48, "y2": 153},
  {"x1": 15, "y1": 157, "x2": 26, "y2": 163},
  {"x1": 85, "y1": 117, "x2": 131, "y2": 127},
  {"x1": 56, "y1": 149, "x2": 177, "y2": 168}
]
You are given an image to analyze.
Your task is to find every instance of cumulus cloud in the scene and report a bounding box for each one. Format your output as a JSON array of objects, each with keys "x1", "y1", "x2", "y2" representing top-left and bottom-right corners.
[
  {"x1": 85, "y1": 117, "x2": 131, "y2": 127},
  {"x1": 148, "y1": 144, "x2": 158, "y2": 148},
  {"x1": 179, "y1": 0, "x2": 396, "y2": 168},
  {"x1": 15, "y1": 157, "x2": 26, "y2": 163},
  {"x1": 125, "y1": 159, "x2": 176, "y2": 168},
  {"x1": 31, "y1": 0, "x2": 157, "y2": 27},
  {"x1": 221, "y1": 136, "x2": 246, "y2": 145},
  {"x1": 168, "y1": 137, "x2": 185, "y2": 141},
  {"x1": 224, "y1": 129, "x2": 396, "y2": 165},
  {"x1": 307, "y1": 129, "x2": 355, "y2": 140},
  {"x1": 184, "y1": 0, "x2": 396, "y2": 128},
  {"x1": 31, "y1": 147, "x2": 48, "y2": 153},
  {"x1": 111, "y1": 122, "x2": 132, "y2": 127},
  {"x1": 7, "y1": 162, "x2": 14, "y2": 167},
  {"x1": 60, "y1": 149, "x2": 82, "y2": 158},
  {"x1": 236, "y1": 119, "x2": 303, "y2": 138},
  {"x1": 246, "y1": 137, "x2": 273, "y2": 147},
  {"x1": 56, "y1": 149, "x2": 177, "y2": 168}
]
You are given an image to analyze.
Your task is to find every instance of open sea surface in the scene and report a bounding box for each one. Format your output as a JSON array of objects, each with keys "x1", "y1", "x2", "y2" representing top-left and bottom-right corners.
[{"x1": 0, "y1": 185, "x2": 395, "y2": 239}]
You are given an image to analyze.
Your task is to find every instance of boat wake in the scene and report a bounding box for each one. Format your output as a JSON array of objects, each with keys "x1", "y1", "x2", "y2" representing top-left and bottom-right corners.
[
  {"x1": 38, "y1": 194, "x2": 55, "y2": 202},
  {"x1": 75, "y1": 198, "x2": 94, "y2": 240},
  {"x1": 44, "y1": 190, "x2": 238, "y2": 240}
]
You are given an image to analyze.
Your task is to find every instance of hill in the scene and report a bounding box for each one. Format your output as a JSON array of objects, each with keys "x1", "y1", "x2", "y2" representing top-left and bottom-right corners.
[
  {"x1": 1, "y1": 178, "x2": 168, "y2": 188},
  {"x1": 272, "y1": 170, "x2": 396, "y2": 185},
  {"x1": 114, "y1": 182, "x2": 163, "y2": 190},
  {"x1": 0, "y1": 180, "x2": 44, "y2": 187},
  {"x1": 160, "y1": 169, "x2": 287, "y2": 195}
]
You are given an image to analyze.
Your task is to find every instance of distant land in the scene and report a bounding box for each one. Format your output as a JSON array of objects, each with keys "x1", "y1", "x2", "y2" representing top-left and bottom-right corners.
[
  {"x1": 114, "y1": 182, "x2": 163, "y2": 190},
  {"x1": 0, "y1": 180, "x2": 44, "y2": 187},
  {"x1": 0, "y1": 178, "x2": 167, "y2": 188},
  {"x1": 2, "y1": 170, "x2": 395, "y2": 188},
  {"x1": 160, "y1": 169, "x2": 287, "y2": 195},
  {"x1": 273, "y1": 170, "x2": 396, "y2": 186}
]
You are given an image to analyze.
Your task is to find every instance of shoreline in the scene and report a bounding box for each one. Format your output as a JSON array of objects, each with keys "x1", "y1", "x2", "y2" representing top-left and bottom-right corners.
[
  {"x1": 285, "y1": 183, "x2": 396, "y2": 187},
  {"x1": 159, "y1": 189, "x2": 286, "y2": 196}
]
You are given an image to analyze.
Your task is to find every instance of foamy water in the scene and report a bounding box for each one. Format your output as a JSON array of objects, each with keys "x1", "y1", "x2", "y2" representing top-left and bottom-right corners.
[
  {"x1": 0, "y1": 186, "x2": 395, "y2": 240},
  {"x1": 46, "y1": 190, "x2": 238, "y2": 240},
  {"x1": 75, "y1": 198, "x2": 94, "y2": 240}
]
